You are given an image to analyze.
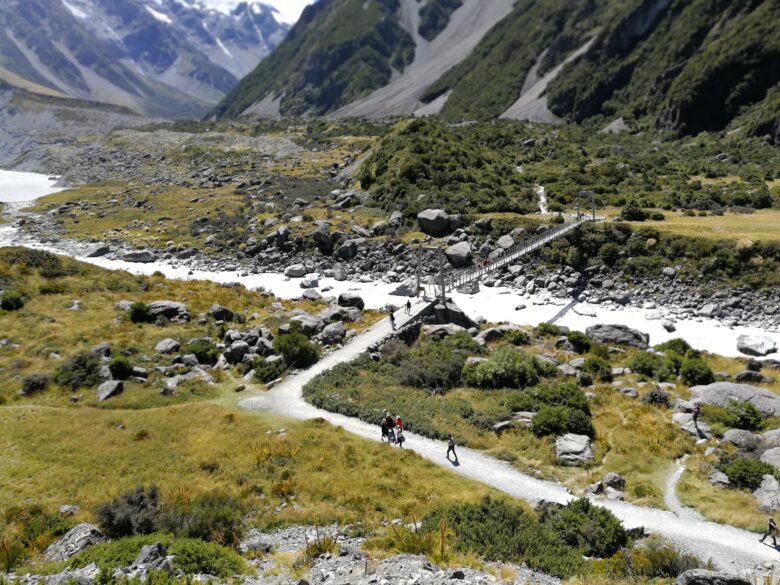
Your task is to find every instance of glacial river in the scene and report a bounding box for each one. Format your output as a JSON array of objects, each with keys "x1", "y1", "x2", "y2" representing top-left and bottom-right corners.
[{"x1": 1, "y1": 169, "x2": 779, "y2": 359}]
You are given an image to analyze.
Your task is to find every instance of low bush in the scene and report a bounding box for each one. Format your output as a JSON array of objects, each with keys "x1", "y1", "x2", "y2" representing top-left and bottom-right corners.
[
  {"x1": 627, "y1": 352, "x2": 676, "y2": 381},
  {"x1": 594, "y1": 536, "x2": 708, "y2": 578},
  {"x1": 655, "y1": 338, "x2": 692, "y2": 357},
  {"x1": 95, "y1": 486, "x2": 161, "y2": 538},
  {"x1": 274, "y1": 331, "x2": 320, "y2": 368},
  {"x1": 534, "y1": 323, "x2": 561, "y2": 338},
  {"x1": 421, "y1": 497, "x2": 585, "y2": 578},
  {"x1": 4, "y1": 504, "x2": 75, "y2": 550},
  {"x1": 159, "y1": 491, "x2": 244, "y2": 545},
  {"x1": 620, "y1": 199, "x2": 647, "y2": 221},
  {"x1": 642, "y1": 388, "x2": 672, "y2": 408},
  {"x1": 181, "y1": 340, "x2": 220, "y2": 367},
  {"x1": 253, "y1": 357, "x2": 286, "y2": 383},
  {"x1": 129, "y1": 302, "x2": 153, "y2": 324},
  {"x1": 398, "y1": 334, "x2": 476, "y2": 391},
  {"x1": 530, "y1": 406, "x2": 594, "y2": 438},
  {"x1": 505, "y1": 329, "x2": 530, "y2": 346},
  {"x1": 54, "y1": 351, "x2": 103, "y2": 390},
  {"x1": 680, "y1": 356, "x2": 714, "y2": 386},
  {"x1": 39, "y1": 282, "x2": 66, "y2": 295},
  {"x1": 581, "y1": 358, "x2": 613, "y2": 382},
  {"x1": 462, "y1": 346, "x2": 553, "y2": 390},
  {"x1": 722, "y1": 457, "x2": 775, "y2": 490},
  {"x1": 725, "y1": 401, "x2": 764, "y2": 431},
  {"x1": 21, "y1": 374, "x2": 49, "y2": 395},
  {"x1": 536, "y1": 499, "x2": 629, "y2": 558},
  {"x1": 566, "y1": 331, "x2": 591, "y2": 354},
  {"x1": 109, "y1": 357, "x2": 134, "y2": 381},
  {"x1": 1, "y1": 291, "x2": 24, "y2": 311},
  {"x1": 70, "y1": 534, "x2": 244, "y2": 577}
]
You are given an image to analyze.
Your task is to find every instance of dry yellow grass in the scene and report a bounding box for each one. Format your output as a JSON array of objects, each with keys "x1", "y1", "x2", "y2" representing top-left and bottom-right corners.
[{"x1": 644, "y1": 209, "x2": 780, "y2": 243}]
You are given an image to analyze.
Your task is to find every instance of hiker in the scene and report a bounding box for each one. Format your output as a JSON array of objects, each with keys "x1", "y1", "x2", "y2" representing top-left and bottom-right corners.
[
  {"x1": 446, "y1": 435, "x2": 458, "y2": 463},
  {"x1": 381, "y1": 409, "x2": 391, "y2": 442},
  {"x1": 692, "y1": 404, "x2": 701, "y2": 426},
  {"x1": 406, "y1": 300, "x2": 411, "y2": 314},
  {"x1": 761, "y1": 516, "x2": 778, "y2": 547},
  {"x1": 389, "y1": 311, "x2": 396, "y2": 331},
  {"x1": 396, "y1": 428, "x2": 405, "y2": 448},
  {"x1": 384, "y1": 411, "x2": 396, "y2": 443},
  {"x1": 395, "y1": 415, "x2": 403, "y2": 432}
]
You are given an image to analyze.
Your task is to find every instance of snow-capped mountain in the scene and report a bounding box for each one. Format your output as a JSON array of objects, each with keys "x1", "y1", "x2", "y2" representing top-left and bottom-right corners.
[{"x1": 0, "y1": 0, "x2": 289, "y2": 117}]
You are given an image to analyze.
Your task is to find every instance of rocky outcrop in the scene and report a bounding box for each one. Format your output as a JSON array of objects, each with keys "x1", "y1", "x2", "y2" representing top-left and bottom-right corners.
[
  {"x1": 147, "y1": 301, "x2": 190, "y2": 322},
  {"x1": 676, "y1": 570, "x2": 750, "y2": 585},
  {"x1": 122, "y1": 250, "x2": 156, "y2": 263},
  {"x1": 44, "y1": 524, "x2": 105, "y2": 561},
  {"x1": 737, "y1": 335, "x2": 777, "y2": 357},
  {"x1": 585, "y1": 324, "x2": 649, "y2": 349},
  {"x1": 689, "y1": 382, "x2": 780, "y2": 417},
  {"x1": 207, "y1": 304, "x2": 235, "y2": 321},
  {"x1": 416, "y1": 209, "x2": 460, "y2": 237},
  {"x1": 96, "y1": 380, "x2": 123, "y2": 402},
  {"x1": 555, "y1": 433, "x2": 593, "y2": 465},
  {"x1": 444, "y1": 242, "x2": 472, "y2": 268},
  {"x1": 754, "y1": 475, "x2": 780, "y2": 511},
  {"x1": 338, "y1": 293, "x2": 365, "y2": 311},
  {"x1": 154, "y1": 338, "x2": 181, "y2": 354}
]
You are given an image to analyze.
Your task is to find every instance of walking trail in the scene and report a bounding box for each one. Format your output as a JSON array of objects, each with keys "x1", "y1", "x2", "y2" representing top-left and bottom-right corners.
[{"x1": 240, "y1": 300, "x2": 777, "y2": 571}]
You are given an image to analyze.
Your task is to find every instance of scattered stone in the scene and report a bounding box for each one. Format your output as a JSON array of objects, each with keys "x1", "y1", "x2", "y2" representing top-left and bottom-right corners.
[
  {"x1": 85, "y1": 243, "x2": 111, "y2": 258},
  {"x1": 444, "y1": 242, "x2": 472, "y2": 267},
  {"x1": 555, "y1": 433, "x2": 594, "y2": 465},
  {"x1": 96, "y1": 380, "x2": 123, "y2": 402},
  {"x1": 690, "y1": 382, "x2": 780, "y2": 417},
  {"x1": 90, "y1": 341, "x2": 111, "y2": 358},
  {"x1": 123, "y1": 250, "x2": 156, "y2": 263},
  {"x1": 337, "y1": 293, "x2": 365, "y2": 311},
  {"x1": 754, "y1": 475, "x2": 780, "y2": 511},
  {"x1": 154, "y1": 338, "x2": 180, "y2": 354},
  {"x1": 721, "y1": 429, "x2": 758, "y2": 449},
  {"x1": 735, "y1": 370, "x2": 774, "y2": 384},
  {"x1": 147, "y1": 301, "x2": 189, "y2": 322},
  {"x1": 284, "y1": 264, "x2": 308, "y2": 278},
  {"x1": 676, "y1": 570, "x2": 750, "y2": 585},
  {"x1": 321, "y1": 322, "x2": 346, "y2": 345},
  {"x1": 585, "y1": 324, "x2": 649, "y2": 349},
  {"x1": 207, "y1": 304, "x2": 235, "y2": 321},
  {"x1": 603, "y1": 472, "x2": 626, "y2": 490},
  {"x1": 44, "y1": 523, "x2": 105, "y2": 561},
  {"x1": 416, "y1": 209, "x2": 452, "y2": 237},
  {"x1": 737, "y1": 335, "x2": 778, "y2": 357},
  {"x1": 760, "y1": 447, "x2": 780, "y2": 471},
  {"x1": 708, "y1": 471, "x2": 730, "y2": 488}
]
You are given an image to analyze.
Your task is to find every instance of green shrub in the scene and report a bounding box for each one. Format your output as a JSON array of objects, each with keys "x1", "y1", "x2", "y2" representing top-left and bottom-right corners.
[
  {"x1": 274, "y1": 331, "x2": 320, "y2": 368},
  {"x1": 398, "y1": 334, "x2": 475, "y2": 391},
  {"x1": 253, "y1": 357, "x2": 286, "y2": 383},
  {"x1": 159, "y1": 491, "x2": 244, "y2": 545},
  {"x1": 722, "y1": 458, "x2": 775, "y2": 490},
  {"x1": 725, "y1": 400, "x2": 765, "y2": 431},
  {"x1": 21, "y1": 374, "x2": 50, "y2": 395},
  {"x1": 54, "y1": 351, "x2": 103, "y2": 390},
  {"x1": 536, "y1": 499, "x2": 629, "y2": 558},
  {"x1": 462, "y1": 346, "x2": 552, "y2": 390},
  {"x1": 627, "y1": 352, "x2": 676, "y2": 381},
  {"x1": 566, "y1": 331, "x2": 591, "y2": 354},
  {"x1": 531, "y1": 383, "x2": 591, "y2": 414},
  {"x1": 642, "y1": 388, "x2": 672, "y2": 408},
  {"x1": 530, "y1": 406, "x2": 594, "y2": 438},
  {"x1": 680, "y1": 356, "x2": 714, "y2": 386},
  {"x1": 620, "y1": 199, "x2": 648, "y2": 221},
  {"x1": 4, "y1": 504, "x2": 75, "y2": 550},
  {"x1": 39, "y1": 282, "x2": 66, "y2": 295},
  {"x1": 70, "y1": 534, "x2": 244, "y2": 577},
  {"x1": 95, "y1": 486, "x2": 160, "y2": 538},
  {"x1": 182, "y1": 340, "x2": 220, "y2": 367},
  {"x1": 505, "y1": 329, "x2": 530, "y2": 346},
  {"x1": 109, "y1": 357, "x2": 134, "y2": 381},
  {"x1": 1, "y1": 291, "x2": 24, "y2": 311},
  {"x1": 534, "y1": 323, "x2": 561, "y2": 338},
  {"x1": 594, "y1": 536, "x2": 707, "y2": 578},
  {"x1": 581, "y1": 358, "x2": 613, "y2": 382},
  {"x1": 129, "y1": 302, "x2": 153, "y2": 324},
  {"x1": 422, "y1": 497, "x2": 585, "y2": 578},
  {"x1": 655, "y1": 338, "x2": 692, "y2": 357}
]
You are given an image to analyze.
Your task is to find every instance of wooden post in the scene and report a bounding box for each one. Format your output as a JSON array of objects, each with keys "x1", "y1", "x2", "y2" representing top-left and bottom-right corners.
[{"x1": 439, "y1": 248, "x2": 446, "y2": 305}]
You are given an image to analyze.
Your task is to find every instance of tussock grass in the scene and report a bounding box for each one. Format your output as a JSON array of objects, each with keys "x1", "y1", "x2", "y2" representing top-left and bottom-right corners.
[{"x1": 0, "y1": 404, "x2": 491, "y2": 528}]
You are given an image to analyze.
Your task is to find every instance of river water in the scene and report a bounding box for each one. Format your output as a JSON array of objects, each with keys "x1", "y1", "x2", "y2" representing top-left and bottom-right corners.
[{"x1": 1, "y1": 169, "x2": 778, "y2": 360}]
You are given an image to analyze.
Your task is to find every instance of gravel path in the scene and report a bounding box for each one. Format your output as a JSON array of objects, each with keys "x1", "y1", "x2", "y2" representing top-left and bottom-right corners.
[{"x1": 237, "y1": 303, "x2": 776, "y2": 570}]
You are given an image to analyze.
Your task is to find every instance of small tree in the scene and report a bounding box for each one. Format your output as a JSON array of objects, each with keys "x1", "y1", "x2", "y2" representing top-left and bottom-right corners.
[
  {"x1": 680, "y1": 356, "x2": 714, "y2": 386},
  {"x1": 620, "y1": 199, "x2": 647, "y2": 221},
  {"x1": 274, "y1": 331, "x2": 320, "y2": 368},
  {"x1": 129, "y1": 302, "x2": 152, "y2": 324},
  {"x1": 108, "y1": 357, "x2": 134, "y2": 381},
  {"x1": 1, "y1": 291, "x2": 24, "y2": 311}
]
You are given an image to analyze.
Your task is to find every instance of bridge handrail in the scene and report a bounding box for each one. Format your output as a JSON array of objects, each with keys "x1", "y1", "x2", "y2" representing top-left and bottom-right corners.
[{"x1": 444, "y1": 215, "x2": 592, "y2": 292}]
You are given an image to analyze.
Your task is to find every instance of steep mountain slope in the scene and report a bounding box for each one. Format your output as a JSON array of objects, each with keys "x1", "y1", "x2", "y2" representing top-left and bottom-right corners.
[
  {"x1": 0, "y1": 0, "x2": 288, "y2": 117},
  {"x1": 214, "y1": 0, "x2": 780, "y2": 137}
]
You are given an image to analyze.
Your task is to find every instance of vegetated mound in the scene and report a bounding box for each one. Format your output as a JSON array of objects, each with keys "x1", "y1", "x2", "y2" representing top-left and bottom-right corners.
[
  {"x1": 211, "y1": 0, "x2": 415, "y2": 119},
  {"x1": 357, "y1": 118, "x2": 537, "y2": 216}
]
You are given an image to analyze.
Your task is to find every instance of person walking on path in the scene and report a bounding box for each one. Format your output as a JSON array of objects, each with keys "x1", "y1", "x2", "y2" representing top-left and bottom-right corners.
[
  {"x1": 380, "y1": 409, "x2": 391, "y2": 442},
  {"x1": 396, "y1": 428, "x2": 405, "y2": 448},
  {"x1": 395, "y1": 415, "x2": 403, "y2": 432},
  {"x1": 446, "y1": 435, "x2": 458, "y2": 463},
  {"x1": 760, "y1": 516, "x2": 778, "y2": 547},
  {"x1": 405, "y1": 300, "x2": 411, "y2": 314},
  {"x1": 389, "y1": 311, "x2": 396, "y2": 331}
]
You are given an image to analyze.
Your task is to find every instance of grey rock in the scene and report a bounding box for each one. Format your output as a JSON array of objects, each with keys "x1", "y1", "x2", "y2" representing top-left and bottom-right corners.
[
  {"x1": 497, "y1": 235, "x2": 515, "y2": 249},
  {"x1": 123, "y1": 250, "x2": 156, "y2": 263},
  {"x1": 96, "y1": 380, "x2": 123, "y2": 402},
  {"x1": 302, "y1": 289, "x2": 323, "y2": 301},
  {"x1": 147, "y1": 301, "x2": 189, "y2": 322},
  {"x1": 737, "y1": 335, "x2": 777, "y2": 357},
  {"x1": 444, "y1": 242, "x2": 472, "y2": 267},
  {"x1": 699, "y1": 303, "x2": 721, "y2": 318},
  {"x1": 754, "y1": 474, "x2": 780, "y2": 511},
  {"x1": 555, "y1": 433, "x2": 593, "y2": 465},
  {"x1": 421, "y1": 324, "x2": 467, "y2": 340},
  {"x1": 226, "y1": 340, "x2": 251, "y2": 364},
  {"x1": 586, "y1": 324, "x2": 649, "y2": 349},
  {"x1": 761, "y1": 447, "x2": 780, "y2": 471},
  {"x1": 284, "y1": 264, "x2": 308, "y2": 278},
  {"x1": 239, "y1": 529, "x2": 274, "y2": 554},
  {"x1": 690, "y1": 382, "x2": 780, "y2": 417},
  {"x1": 207, "y1": 304, "x2": 235, "y2": 321},
  {"x1": 735, "y1": 370, "x2": 774, "y2": 384},
  {"x1": 85, "y1": 244, "x2": 111, "y2": 258},
  {"x1": 59, "y1": 505, "x2": 79, "y2": 516},
  {"x1": 300, "y1": 275, "x2": 319, "y2": 289},
  {"x1": 721, "y1": 429, "x2": 758, "y2": 449},
  {"x1": 676, "y1": 570, "x2": 749, "y2": 585},
  {"x1": 321, "y1": 322, "x2": 346, "y2": 345},
  {"x1": 90, "y1": 341, "x2": 111, "y2": 358},
  {"x1": 390, "y1": 279, "x2": 417, "y2": 297},
  {"x1": 604, "y1": 486, "x2": 625, "y2": 501},
  {"x1": 155, "y1": 338, "x2": 180, "y2": 354},
  {"x1": 709, "y1": 471, "x2": 730, "y2": 488},
  {"x1": 44, "y1": 523, "x2": 105, "y2": 561},
  {"x1": 291, "y1": 314, "x2": 325, "y2": 336},
  {"x1": 337, "y1": 293, "x2": 365, "y2": 311},
  {"x1": 603, "y1": 472, "x2": 625, "y2": 490},
  {"x1": 416, "y1": 209, "x2": 451, "y2": 237}
]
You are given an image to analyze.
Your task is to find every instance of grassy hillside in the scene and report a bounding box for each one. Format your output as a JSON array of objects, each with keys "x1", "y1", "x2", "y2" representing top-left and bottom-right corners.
[{"x1": 211, "y1": 0, "x2": 415, "y2": 118}]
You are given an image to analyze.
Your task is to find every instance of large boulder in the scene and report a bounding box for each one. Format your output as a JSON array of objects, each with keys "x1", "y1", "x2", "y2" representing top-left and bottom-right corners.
[
  {"x1": 689, "y1": 382, "x2": 780, "y2": 417},
  {"x1": 207, "y1": 304, "x2": 235, "y2": 321},
  {"x1": 44, "y1": 523, "x2": 105, "y2": 561},
  {"x1": 290, "y1": 314, "x2": 325, "y2": 336},
  {"x1": 239, "y1": 529, "x2": 274, "y2": 554},
  {"x1": 284, "y1": 264, "x2": 308, "y2": 278},
  {"x1": 96, "y1": 380, "x2": 123, "y2": 402},
  {"x1": 737, "y1": 335, "x2": 778, "y2": 357},
  {"x1": 338, "y1": 293, "x2": 365, "y2": 311},
  {"x1": 555, "y1": 433, "x2": 593, "y2": 465},
  {"x1": 421, "y1": 324, "x2": 468, "y2": 340},
  {"x1": 444, "y1": 242, "x2": 473, "y2": 268},
  {"x1": 155, "y1": 338, "x2": 180, "y2": 354},
  {"x1": 147, "y1": 301, "x2": 190, "y2": 322},
  {"x1": 390, "y1": 279, "x2": 417, "y2": 297},
  {"x1": 85, "y1": 244, "x2": 111, "y2": 258},
  {"x1": 676, "y1": 570, "x2": 750, "y2": 585},
  {"x1": 761, "y1": 447, "x2": 780, "y2": 471},
  {"x1": 226, "y1": 340, "x2": 251, "y2": 364},
  {"x1": 123, "y1": 250, "x2": 156, "y2": 263},
  {"x1": 585, "y1": 324, "x2": 649, "y2": 349},
  {"x1": 335, "y1": 239, "x2": 362, "y2": 260},
  {"x1": 721, "y1": 429, "x2": 758, "y2": 449},
  {"x1": 310, "y1": 225, "x2": 334, "y2": 254},
  {"x1": 321, "y1": 322, "x2": 346, "y2": 345},
  {"x1": 754, "y1": 475, "x2": 780, "y2": 511},
  {"x1": 416, "y1": 209, "x2": 452, "y2": 237}
]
